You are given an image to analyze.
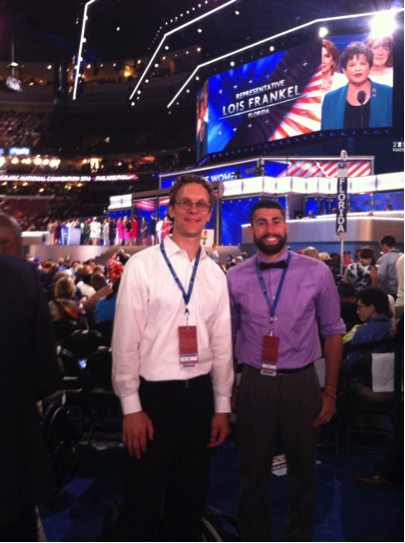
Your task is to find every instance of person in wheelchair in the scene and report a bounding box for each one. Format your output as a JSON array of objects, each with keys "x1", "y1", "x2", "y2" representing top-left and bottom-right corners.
[
  {"x1": 346, "y1": 287, "x2": 395, "y2": 429},
  {"x1": 347, "y1": 287, "x2": 393, "y2": 364}
]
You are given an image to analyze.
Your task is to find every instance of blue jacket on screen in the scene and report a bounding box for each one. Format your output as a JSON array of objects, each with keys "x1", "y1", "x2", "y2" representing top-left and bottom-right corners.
[{"x1": 321, "y1": 79, "x2": 393, "y2": 130}]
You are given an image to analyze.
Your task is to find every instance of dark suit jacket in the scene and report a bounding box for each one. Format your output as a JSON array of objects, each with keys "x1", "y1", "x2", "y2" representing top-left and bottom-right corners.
[{"x1": 0, "y1": 255, "x2": 62, "y2": 523}]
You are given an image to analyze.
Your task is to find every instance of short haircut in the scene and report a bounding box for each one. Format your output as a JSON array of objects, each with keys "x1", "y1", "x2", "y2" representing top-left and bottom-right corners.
[
  {"x1": 337, "y1": 281, "x2": 356, "y2": 299},
  {"x1": 55, "y1": 276, "x2": 75, "y2": 299},
  {"x1": 380, "y1": 234, "x2": 396, "y2": 247},
  {"x1": 364, "y1": 35, "x2": 394, "y2": 67},
  {"x1": 322, "y1": 39, "x2": 340, "y2": 74},
  {"x1": 340, "y1": 41, "x2": 373, "y2": 70},
  {"x1": 169, "y1": 174, "x2": 215, "y2": 210},
  {"x1": 90, "y1": 273, "x2": 108, "y2": 290},
  {"x1": 0, "y1": 212, "x2": 22, "y2": 256},
  {"x1": 357, "y1": 287, "x2": 392, "y2": 318},
  {"x1": 359, "y1": 245, "x2": 375, "y2": 264},
  {"x1": 249, "y1": 199, "x2": 286, "y2": 224}
]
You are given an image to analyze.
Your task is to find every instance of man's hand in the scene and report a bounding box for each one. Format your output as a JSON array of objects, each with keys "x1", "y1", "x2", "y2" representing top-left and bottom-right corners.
[
  {"x1": 312, "y1": 393, "x2": 336, "y2": 428},
  {"x1": 207, "y1": 413, "x2": 229, "y2": 448},
  {"x1": 123, "y1": 411, "x2": 154, "y2": 459}
]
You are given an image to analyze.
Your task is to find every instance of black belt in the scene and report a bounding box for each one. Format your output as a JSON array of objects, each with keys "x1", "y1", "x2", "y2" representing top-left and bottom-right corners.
[
  {"x1": 277, "y1": 362, "x2": 314, "y2": 374},
  {"x1": 140, "y1": 373, "x2": 211, "y2": 389},
  {"x1": 246, "y1": 361, "x2": 314, "y2": 375}
]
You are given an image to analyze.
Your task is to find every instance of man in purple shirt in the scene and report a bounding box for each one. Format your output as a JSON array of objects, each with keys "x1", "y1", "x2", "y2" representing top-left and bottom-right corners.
[{"x1": 227, "y1": 199, "x2": 345, "y2": 542}]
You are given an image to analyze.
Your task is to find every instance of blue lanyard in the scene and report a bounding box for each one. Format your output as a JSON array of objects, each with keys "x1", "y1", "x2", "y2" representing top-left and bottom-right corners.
[
  {"x1": 160, "y1": 241, "x2": 201, "y2": 322},
  {"x1": 256, "y1": 251, "x2": 291, "y2": 335}
]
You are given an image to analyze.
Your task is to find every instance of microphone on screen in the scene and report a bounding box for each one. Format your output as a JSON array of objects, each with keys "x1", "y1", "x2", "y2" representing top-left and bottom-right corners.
[
  {"x1": 357, "y1": 90, "x2": 366, "y2": 128},
  {"x1": 357, "y1": 91, "x2": 366, "y2": 105}
]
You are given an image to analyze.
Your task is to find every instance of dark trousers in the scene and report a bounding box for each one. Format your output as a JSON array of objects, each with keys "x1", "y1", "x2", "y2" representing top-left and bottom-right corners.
[
  {"x1": 237, "y1": 364, "x2": 322, "y2": 542},
  {"x1": 0, "y1": 507, "x2": 37, "y2": 542},
  {"x1": 123, "y1": 375, "x2": 214, "y2": 542}
]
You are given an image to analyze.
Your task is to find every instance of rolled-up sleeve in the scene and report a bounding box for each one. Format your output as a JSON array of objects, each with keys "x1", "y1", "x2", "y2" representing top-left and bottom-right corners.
[
  {"x1": 112, "y1": 257, "x2": 149, "y2": 414},
  {"x1": 209, "y1": 274, "x2": 234, "y2": 413},
  {"x1": 316, "y1": 266, "x2": 346, "y2": 337}
]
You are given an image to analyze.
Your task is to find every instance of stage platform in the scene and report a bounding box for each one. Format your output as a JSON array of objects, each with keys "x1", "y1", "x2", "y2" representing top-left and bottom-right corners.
[{"x1": 27, "y1": 243, "x2": 243, "y2": 266}]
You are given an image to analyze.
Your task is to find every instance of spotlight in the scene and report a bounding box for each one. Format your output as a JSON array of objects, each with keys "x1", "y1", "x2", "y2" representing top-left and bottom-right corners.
[
  {"x1": 370, "y1": 9, "x2": 397, "y2": 37},
  {"x1": 235, "y1": 10, "x2": 240, "y2": 15},
  {"x1": 319, "y1": 27, "x2": 328, "y2": 38},
  {"x1": 197, "y1": 28, "x2": 202, "y2": 33},
  {"x1": 269, "y1": 46, "x2": 275, "y2": 52},
  {"x1": 230, "y1": 61, "x2": 235, "y2": 66}
]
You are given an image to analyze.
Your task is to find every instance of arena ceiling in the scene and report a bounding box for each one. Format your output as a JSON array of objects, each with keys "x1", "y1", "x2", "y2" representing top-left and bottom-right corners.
[{"x1": 0, "y1": 0, "x2": 399, "y2": 63}]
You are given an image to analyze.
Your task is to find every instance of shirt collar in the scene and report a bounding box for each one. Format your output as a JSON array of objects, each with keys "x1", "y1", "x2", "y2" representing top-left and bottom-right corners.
[
  {"x1": 256, "y1": 246, "x2": 289, "y2": 264},
  {"x1": 164, "y1": 236, "x2": 207, "y2": 260}
]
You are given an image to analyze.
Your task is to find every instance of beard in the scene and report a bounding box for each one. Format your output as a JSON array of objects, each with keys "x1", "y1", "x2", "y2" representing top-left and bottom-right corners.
[{"x1": 253, "y1": 233, "x2": 287, "y2": 256}]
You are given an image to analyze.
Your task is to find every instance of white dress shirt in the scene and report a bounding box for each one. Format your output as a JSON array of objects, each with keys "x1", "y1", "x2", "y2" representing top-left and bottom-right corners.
[{"x1": 112, "y1": 236, "x2": 233, "y2": 415}]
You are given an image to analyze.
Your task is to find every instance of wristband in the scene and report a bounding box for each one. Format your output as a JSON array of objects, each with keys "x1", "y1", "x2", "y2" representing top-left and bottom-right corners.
[
  {"x1": 325, "y1": 383, "x2": 337, "y2": 389},
  {"x1": 323, "y1": 391, "x2": 337, "y2": 400}
]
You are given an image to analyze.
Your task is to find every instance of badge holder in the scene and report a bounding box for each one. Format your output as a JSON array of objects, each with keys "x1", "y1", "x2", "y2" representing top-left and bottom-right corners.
[
  {"x1": 261, "y1": 329, "x2": 279, "y2": 377},
  {"x1": 179, "y1": 308, "x2": 199, "y2": 369}
]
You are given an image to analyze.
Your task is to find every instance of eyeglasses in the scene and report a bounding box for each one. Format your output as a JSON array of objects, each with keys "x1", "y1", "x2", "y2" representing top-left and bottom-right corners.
[{"x1": 175, "y1": 199, "x2": 211, "y2": 212}]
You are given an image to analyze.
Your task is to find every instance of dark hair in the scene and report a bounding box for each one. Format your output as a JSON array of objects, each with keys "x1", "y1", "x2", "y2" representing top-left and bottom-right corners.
[
  {"x1": 169, "y1": 174, "x2": 215, "y2": 210},
  {"x1": 340, "y1": 41, "x2": 373, "y2": 70},
  {"x1": 380, "y1": 234, "x2": 396, "y2": 247},
  {"x1": 330, "y1": 252, "x2": 341, "y2": 264},
  {"x1": 337, "y1": 281, "x2": 356, "y2": 299},
  {"x1": 322, "y1": 39, "x2": 340, "y2": 74},
  {"x1": 364, "y1": 35, "x2": 394, "y2": 67},
  {"x1": 357, "y1": 287, "x2": 393, "y2": 318},
  {"x1": 359, "y1": 245, "x2": 375, "y2": 264},
  {"x1": 249, "y1": 199, "x2": 286, "y2": 224}
]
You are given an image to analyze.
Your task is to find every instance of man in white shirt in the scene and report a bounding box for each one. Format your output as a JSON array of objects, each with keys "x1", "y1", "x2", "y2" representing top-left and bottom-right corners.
[
  {"x1": 112, "y1": 174, "x2": 233, "y2": 542},
  {"x1": 378, "y1": 235, "x2": 403, "y2": 298},
  {"x1": 395, "y1": 255, "x2": 404, "y2": 319}
]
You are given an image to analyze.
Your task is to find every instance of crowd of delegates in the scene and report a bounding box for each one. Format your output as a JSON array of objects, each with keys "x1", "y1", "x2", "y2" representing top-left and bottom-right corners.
[
  {"x1": 28, "y1": 251, "x2": 129, "y2": 330},
  {"x1": 45, "y1": 214, "x2": 173, "y2": 246}
]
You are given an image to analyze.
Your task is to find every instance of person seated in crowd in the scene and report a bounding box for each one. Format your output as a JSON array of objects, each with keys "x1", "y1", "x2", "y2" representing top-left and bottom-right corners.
[
  {"x1": 94, "y1": 278, "x2": 121, "y2": 323},
  {"x1": 344, "y1": 245, "x2": 378, "y2": 290},
  {"x1": 82, "y1": 273, "x2": 113, "y2": 326},
  {"x1": 347, "y1": 287, "x2": 393, "y2": 364},
  {"x1": 346, "y1": 287, "x2": 395, "y2": 431},
  {"x1": 338, "y1": 281, "x2": 362, "y2": 331},
  {"x1": 49, "y1": 276, "x2": 88, "y2": 329},
  {"x1": 302, "y1": 246, "x2": 320, "y2": 260},
  {"x1": 77, "y1": 269, "x2": 96, "y2": 299}
]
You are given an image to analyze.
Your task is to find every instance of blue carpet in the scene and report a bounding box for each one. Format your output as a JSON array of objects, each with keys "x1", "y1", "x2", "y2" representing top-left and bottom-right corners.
[{"x1": 40, "y1": 443, "x2": 404, "y2": 542}]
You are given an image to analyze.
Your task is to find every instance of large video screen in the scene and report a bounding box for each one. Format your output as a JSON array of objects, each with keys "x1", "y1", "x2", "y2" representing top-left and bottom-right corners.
[{"x1": 196, "y1": 32, "x2": 394, "y2": 160}]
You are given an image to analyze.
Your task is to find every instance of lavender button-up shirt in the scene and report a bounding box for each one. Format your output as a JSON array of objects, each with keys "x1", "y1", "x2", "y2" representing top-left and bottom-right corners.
[{"x1": 227, "y1": 249, "x2": 346, "y2": 370}]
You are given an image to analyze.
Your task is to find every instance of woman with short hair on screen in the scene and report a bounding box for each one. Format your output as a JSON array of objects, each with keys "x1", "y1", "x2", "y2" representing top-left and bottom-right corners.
[
  {"x1": 321, "y1": 39, "x2": 347, "y2": 95},
  {"x1": 364, "y1": 34, "x2": 393, "y2": 86},
  {"x1": 321, "y1": 41, "x2": 393, "y2": 130}
]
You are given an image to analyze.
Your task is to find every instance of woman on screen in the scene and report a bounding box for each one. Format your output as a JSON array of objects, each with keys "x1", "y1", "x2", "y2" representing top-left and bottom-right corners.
[
  {"x1": 321, "y1": 39, "x2": 346, "y2": 94},
  {"x1": 364, "y1": 35, "x2": 393, "y2": 86},
  {"x1": 321, "y1": 42, "x2": 392, "y2": 130}
]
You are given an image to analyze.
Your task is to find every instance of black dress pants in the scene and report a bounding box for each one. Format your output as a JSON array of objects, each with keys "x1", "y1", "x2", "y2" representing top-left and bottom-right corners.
[
  {"x1": 123, "y1": 374, "x2": 214, "y2": 542},
  {"x1": 237, "y1": 364, "x2": 322, "y2": 542}
]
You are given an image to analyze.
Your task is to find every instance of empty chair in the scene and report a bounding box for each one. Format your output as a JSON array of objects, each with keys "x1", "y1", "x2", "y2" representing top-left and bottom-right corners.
[
  {"x1": 54, "y1": 319, "x2": 82, "y2": 343},
  {"x1": 92, "y1": 320, "x2": 114, "y2": 347},
  {"x1": 85, "y1": 348, "x2": 121, "y2": 443},
  {"x1": 61, "y1": 330, "x2": 107, "y2": 361}
]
